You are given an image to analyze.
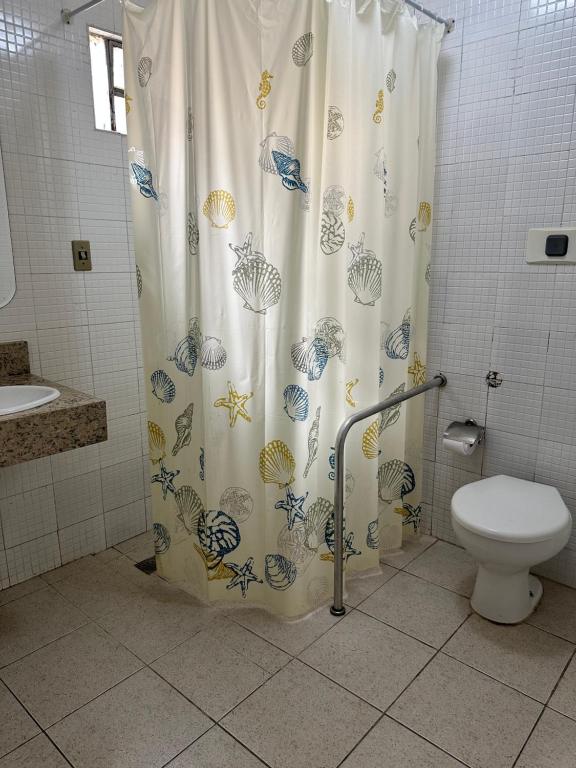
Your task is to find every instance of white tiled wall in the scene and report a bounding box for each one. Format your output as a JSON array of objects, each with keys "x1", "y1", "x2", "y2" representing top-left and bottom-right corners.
[
  {"x1": 424, "y1": 0, "x2": 576, "y2": 587},
  {"x1": 0, "y1": 0, "x2": 150, "y2": 587}
]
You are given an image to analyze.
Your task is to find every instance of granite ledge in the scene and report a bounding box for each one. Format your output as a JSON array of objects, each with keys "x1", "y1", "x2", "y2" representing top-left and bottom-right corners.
[{"x1": 0, "y1": 373, "x2": 107, "y2": 467}]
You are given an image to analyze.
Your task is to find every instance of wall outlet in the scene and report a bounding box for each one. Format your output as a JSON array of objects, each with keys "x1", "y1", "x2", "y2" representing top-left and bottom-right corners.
[
  {"x1": 526, "y1": 228, "x2": 576, "y2": 264},
  {"x1": 71, "y1": 240, "x2": 92, "y2": 271}
]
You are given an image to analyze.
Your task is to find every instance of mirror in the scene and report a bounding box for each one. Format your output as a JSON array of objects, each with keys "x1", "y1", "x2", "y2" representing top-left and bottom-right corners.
[{"x1": 0, "y1": 142, "x2": 15, "y2": 308}]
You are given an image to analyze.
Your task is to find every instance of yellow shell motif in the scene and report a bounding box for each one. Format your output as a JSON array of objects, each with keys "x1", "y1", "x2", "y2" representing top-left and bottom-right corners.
[
  {"x1": 347, "y1": 196, "x2": 355, "y2": 222},
  {"x1": 346, "y1": 378, "x2": 359, "y2": 407},
  {"x1": 361, "y1": 419, "x2": 380, "y2": 459},
  {"x1": 147, "y1": 421, "x2": 166, "y2": 465},
  {"x1": 193, "y1": 544, "x2": 236, "y2": 580},
  {"x1": 372, "y1": 89, "x2": 384, "y2": 124},
  {"x1": 259, "y1": 439, "x2": 296, "y2": 488},
  {"x1": 202, "y1": 189, "x2": 236, "y2": 229},
  {"x1": 418, "y1": 201, "x2": 432, "y2": 231}
]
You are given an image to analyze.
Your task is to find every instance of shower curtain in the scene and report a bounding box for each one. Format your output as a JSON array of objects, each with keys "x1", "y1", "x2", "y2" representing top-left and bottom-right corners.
[{"x1": 124, "y1": 0, "x2": 442, "y2": 618}]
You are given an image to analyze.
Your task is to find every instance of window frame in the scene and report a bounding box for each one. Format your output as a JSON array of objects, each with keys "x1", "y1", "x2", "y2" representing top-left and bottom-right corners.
[{"x1": 88, "y1": 26, "x2": 126, "y2": 136}]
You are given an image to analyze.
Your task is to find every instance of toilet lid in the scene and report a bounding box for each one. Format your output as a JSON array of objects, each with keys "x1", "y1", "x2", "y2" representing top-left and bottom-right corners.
[{"x1": 451, "y1": 475, "x2": 572, "y2": 543}]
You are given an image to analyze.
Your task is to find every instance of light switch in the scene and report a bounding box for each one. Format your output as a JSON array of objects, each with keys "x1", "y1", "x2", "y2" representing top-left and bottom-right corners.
[
  {"x1": 526, "y1": 228, "x2": 576, "y2": 264},
  {"x1": 72, "y1": 240, "x2": 92, "y2": 271}
]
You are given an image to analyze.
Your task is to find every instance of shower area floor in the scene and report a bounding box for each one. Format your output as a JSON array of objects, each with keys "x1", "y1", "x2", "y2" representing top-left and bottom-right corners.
[{"x1": 1, "y1": 535, "x2": 576, "y2": 768}]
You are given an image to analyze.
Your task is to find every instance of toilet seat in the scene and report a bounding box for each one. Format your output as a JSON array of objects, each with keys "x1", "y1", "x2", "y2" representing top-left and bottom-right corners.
[{"x1": 451, "y1": 474, "x2": 571, "y2": 544}]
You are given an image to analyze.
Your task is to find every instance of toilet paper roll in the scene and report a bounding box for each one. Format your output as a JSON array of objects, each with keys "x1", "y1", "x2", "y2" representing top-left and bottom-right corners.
[{"x1": 442, "y1": 437, "x2": 476, "y2": 456}]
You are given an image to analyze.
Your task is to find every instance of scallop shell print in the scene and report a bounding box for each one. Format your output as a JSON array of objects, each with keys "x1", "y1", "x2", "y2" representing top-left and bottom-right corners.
[
  {"x1": 409, "y1": 217, "x2": 417, "y2": 242},
  {"x1": 259, "y1": 440, "x2": 296, "y2": 488},
  {"x1": 303, "y1": 406, "x2": 321, "y2": 478},
  {"x1": 198, "y1": 509, "x2": 241, "y2": 561},
  {"x1": 259, "y1": 133, "x2": 295, "y2": 175},
  {"x1": 148, "y1": 421, "x2": 166, "y2": 465},
  {"x1": 292, "y1": 32, "x2": 314, "y2": 67},
  {"x1": 327, "y1": 105, "x2": 344, "y2": 140},
  {"x1": 418, "y1": 201, "x2": 432, "y2": 231},
  {"x1": 229, "y1": 233, "x2": 281, "y2": 314},
  {"x1": 283, "y1": 384, "x2": 309, "y2": 422},
  {"x1": 303, "y1": 497, "x2": 333, "y2": 551},
  {"x1": 265, "y1": 553, "x2": 297, "y2": 590},
  {"x1": 151, "y1": 369, "x2": 176, "y2": 404},
  {"x1": 219, "y1": 487, "x2": 254, "y2": 523},
  {"x1": 174, "y1": 485, "x2": 205, "y2": 535},
  {"x1": 314, "y1": 317, "x2": 345, "y2": 360},
  {"x1": 347, "y1": 233, "x2": 382, "y2": 306},
  {"x1": 200, "y1": 337, "x2": 227, "y2": 370},
  {"x1": 320, "y1": 211, "x2": 345, "y2": 255},
  {"x1": 361, "y1": 419, "x2": 381, "y2": 460},
  {"x1": 378, "y1": 459, "x2": 416, "y2": 503},
  {"x1": 386, "y1": 69, "x2": 397, "y2": 93},
  {"x1": 385, "y1": 309, "x2": 411, "y2": 360},
  {"x1": 153, "y1": 523, "x2": 171, "y2": 554},
  {"x1": 202, "y1": 190, "x2": 236, "y2": 228},
  {"x1": 169, "y1": 330, "x2": 198, "y2": 377},
  {"x1": 172, "y1": 402, "x2": 194, "y2": 456},
  {"x1": 290, "y1": 337, "x2": 329, "y2": 381},
  {"x1": 366, "y1": 520, "x2": 379, "y2": 549},
  {"x1": 137, "y1": 56, "x2": 152, "y2": 87}
]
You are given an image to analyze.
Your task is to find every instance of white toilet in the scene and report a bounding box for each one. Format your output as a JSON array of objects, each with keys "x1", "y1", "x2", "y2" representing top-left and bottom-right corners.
[{"x1": 451, "y1": 475, "x2": 572, "y2": 624}]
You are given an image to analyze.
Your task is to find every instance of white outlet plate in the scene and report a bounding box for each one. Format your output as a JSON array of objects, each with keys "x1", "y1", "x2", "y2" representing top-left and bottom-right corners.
[{"x1": 526, "y1": 227, "x2": 576, "y2": 264}]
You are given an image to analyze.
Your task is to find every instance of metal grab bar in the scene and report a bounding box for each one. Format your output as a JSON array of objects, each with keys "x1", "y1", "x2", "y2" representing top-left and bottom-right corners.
[{"x1": 330, "y1": 372, "x2": 447, "y2": 616}]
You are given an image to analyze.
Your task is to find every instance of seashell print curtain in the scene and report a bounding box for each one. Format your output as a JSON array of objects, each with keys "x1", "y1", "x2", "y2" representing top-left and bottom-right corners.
[{"x1": 124, "y1": 0, "x2": 442, "y2": 618}]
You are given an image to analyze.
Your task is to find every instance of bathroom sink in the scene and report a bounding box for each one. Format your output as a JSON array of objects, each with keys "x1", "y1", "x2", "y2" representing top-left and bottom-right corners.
[{"x1": 0, "y1": 385, "x2": 60, "y2": 415}]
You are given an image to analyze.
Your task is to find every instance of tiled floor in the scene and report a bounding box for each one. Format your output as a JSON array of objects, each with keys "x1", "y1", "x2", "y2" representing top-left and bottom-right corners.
[{"x1": 1, "y1": 533, "x2": 576, "y2": 767}]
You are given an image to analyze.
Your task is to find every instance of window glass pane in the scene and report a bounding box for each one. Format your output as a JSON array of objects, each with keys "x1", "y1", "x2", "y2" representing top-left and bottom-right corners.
[
  {"x1": 88, "y1": 32, "x2": 111, "y2": 132},
  {"x1": 113, "y1": 45, "x2": 124, "y2": 90},
  {"x1": 114, "y1": 95, "x2": 127, "y2": 135}
]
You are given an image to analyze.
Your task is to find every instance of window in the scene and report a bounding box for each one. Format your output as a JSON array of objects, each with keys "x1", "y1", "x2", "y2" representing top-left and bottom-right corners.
[{"x1": 88, "y1": 27, "x2": 127, "y2": 134}]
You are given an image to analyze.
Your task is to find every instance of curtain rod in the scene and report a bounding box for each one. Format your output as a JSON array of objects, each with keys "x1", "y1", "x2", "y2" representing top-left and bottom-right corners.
[
  {"x1": 61, "y1": 0, "x2": 107, "y2": 24},
  {"x1": 62, "y1": 0, "x2": 455, "y2": 32},
  {"x1": 405, "y1": 0, "x2": 455, "y2": 32}
]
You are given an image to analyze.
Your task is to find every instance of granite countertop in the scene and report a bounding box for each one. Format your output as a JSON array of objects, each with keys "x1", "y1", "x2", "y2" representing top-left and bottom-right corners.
[{"x1": 0, "y1": 372, "x2": 107, "y2": 467}]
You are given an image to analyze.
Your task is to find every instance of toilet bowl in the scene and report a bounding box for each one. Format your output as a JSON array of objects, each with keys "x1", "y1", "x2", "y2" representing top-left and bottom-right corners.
[{"x1": 451, "y1": 475, "x2": 572, "y2": 624}]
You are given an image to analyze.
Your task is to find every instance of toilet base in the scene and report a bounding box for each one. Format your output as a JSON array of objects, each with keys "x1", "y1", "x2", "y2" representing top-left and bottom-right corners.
[{"x1": 471, "y1": 567, "x2": 543, "y2": 624}]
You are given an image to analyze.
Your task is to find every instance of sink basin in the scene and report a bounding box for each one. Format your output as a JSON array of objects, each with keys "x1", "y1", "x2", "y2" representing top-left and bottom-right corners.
[{"x1": 0, "y1": 385, "x2": 60, "y2": 415}]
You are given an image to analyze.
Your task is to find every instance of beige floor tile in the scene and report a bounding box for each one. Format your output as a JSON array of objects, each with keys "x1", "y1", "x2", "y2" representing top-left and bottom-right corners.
[
  {"x1": 125, "y1": 540, "x2": 155, "y2": 563},
  {"x1": 97, "y1": 580, "x2": 215, "y2": 662},
  {"x1": 300, "y1": 610, "x2": 434, "y2": 711},
  {"x1": 388, "y1": 654, "x2": 542, "y2": 768},
  {"x1": 228, "y1": 605, "x2": 342, "y2": 656},
  {"x1": 41, "y1": 556, "x2": 106, "y2": 585},
  {"x1": 340, "y1": 715, "x2": 466, "y2": 768},
  {"x1": 0, "y1": 734, "x2": 69, "y2": 767},
  {"x1": 444, "y1": 614, "x2": 574, "y2": 702},
  {"x1": 92, "y1": 547, "x2": 123, "y2": 565},
  {"x1": 380, "y1": 535, "x2": 437, "y2": 570},
  {"x1": 0, "y1": 588, "x2": 88, "y2": 667},
  {"x1": 405, "y1": 541, "x2": 477, "y2": 597},
  {"x1": 166, "y1": 726, "x2": 267, "y2": 767},
  {"x1": 0, "y1": 578, "x2": 47, "y2": 607},
  {"x1": 0, "y1": 682, "x2": 40, "y2": 758},
  {"x1": 0, "y1": 623, "x2": 143, "y2": 727},
  {"x1": 359, "y1": 571, "x2": 471, "y2": 648},
  {"x1": 345, "y1": 566, "x2": 397, "y2": 607},
  {"x1": 221, "y1": 659, "x2": 380, "y2": 768},
  {"x1": 152, "y1": 618, "x2": 289, "y2": 720},
  {"x1": 48, "y1": 668, "x2": 211, "y2": 768},
  {"x1": 549, "y1": 653, "x2": 576, "y2": 720},
  {"x1": 114, "y1": 531, "x2": 153, "y2": 554},
  {"x1": 516, "y1": 709, "x2": 576, "y2": 768},
  {"x1": 526, "y1": 579, "x2": 576, "y2": 643},
  {"x1": 50, "y1": 561, "x2": 143, "y2": 619}
]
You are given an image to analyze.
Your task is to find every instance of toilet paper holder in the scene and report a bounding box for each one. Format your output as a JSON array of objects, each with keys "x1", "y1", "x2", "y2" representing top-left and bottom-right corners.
[{"x1": 443, "y1": 419, "x2": 485, "y2": 452}]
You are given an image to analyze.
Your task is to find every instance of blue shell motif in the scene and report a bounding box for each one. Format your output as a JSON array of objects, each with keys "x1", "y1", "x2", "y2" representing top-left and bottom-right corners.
[
  {"x1": 378, "y1": 459, "x2": 416, "y2": 503},
  {"x1": 385, "y1": 312, "x2": 411, "y2": 360},
  {"x1": 283, "y1": 385, "x2": 309, "y2": 421},
  {"x1": 169, "y1": 334, "x2": 198, "y2": 376},
  {"x1": 151, "y1": 369, "x2": 176, "y2": 403},
  {"x1": 291, "y1": 337, "x2": 329, "y2": 382},
  {"x1": 131, "y1": 162, "x2": 158, "y2": 200},
  {"x1": 197, "y1": 509, "x2": 240, "y2": 560},
  {"x1": 264, "y1": 553, "x2": 297, "y2": 591},
  {"x1": 271, "y1": 150, "x2": 308, "y2": 193},
  {"x1": 153, "y1": 523, "x2": 171, "y2": 554},
  {"x1": 366, "y1": 520, "x2": 379, "y2": 550}
]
